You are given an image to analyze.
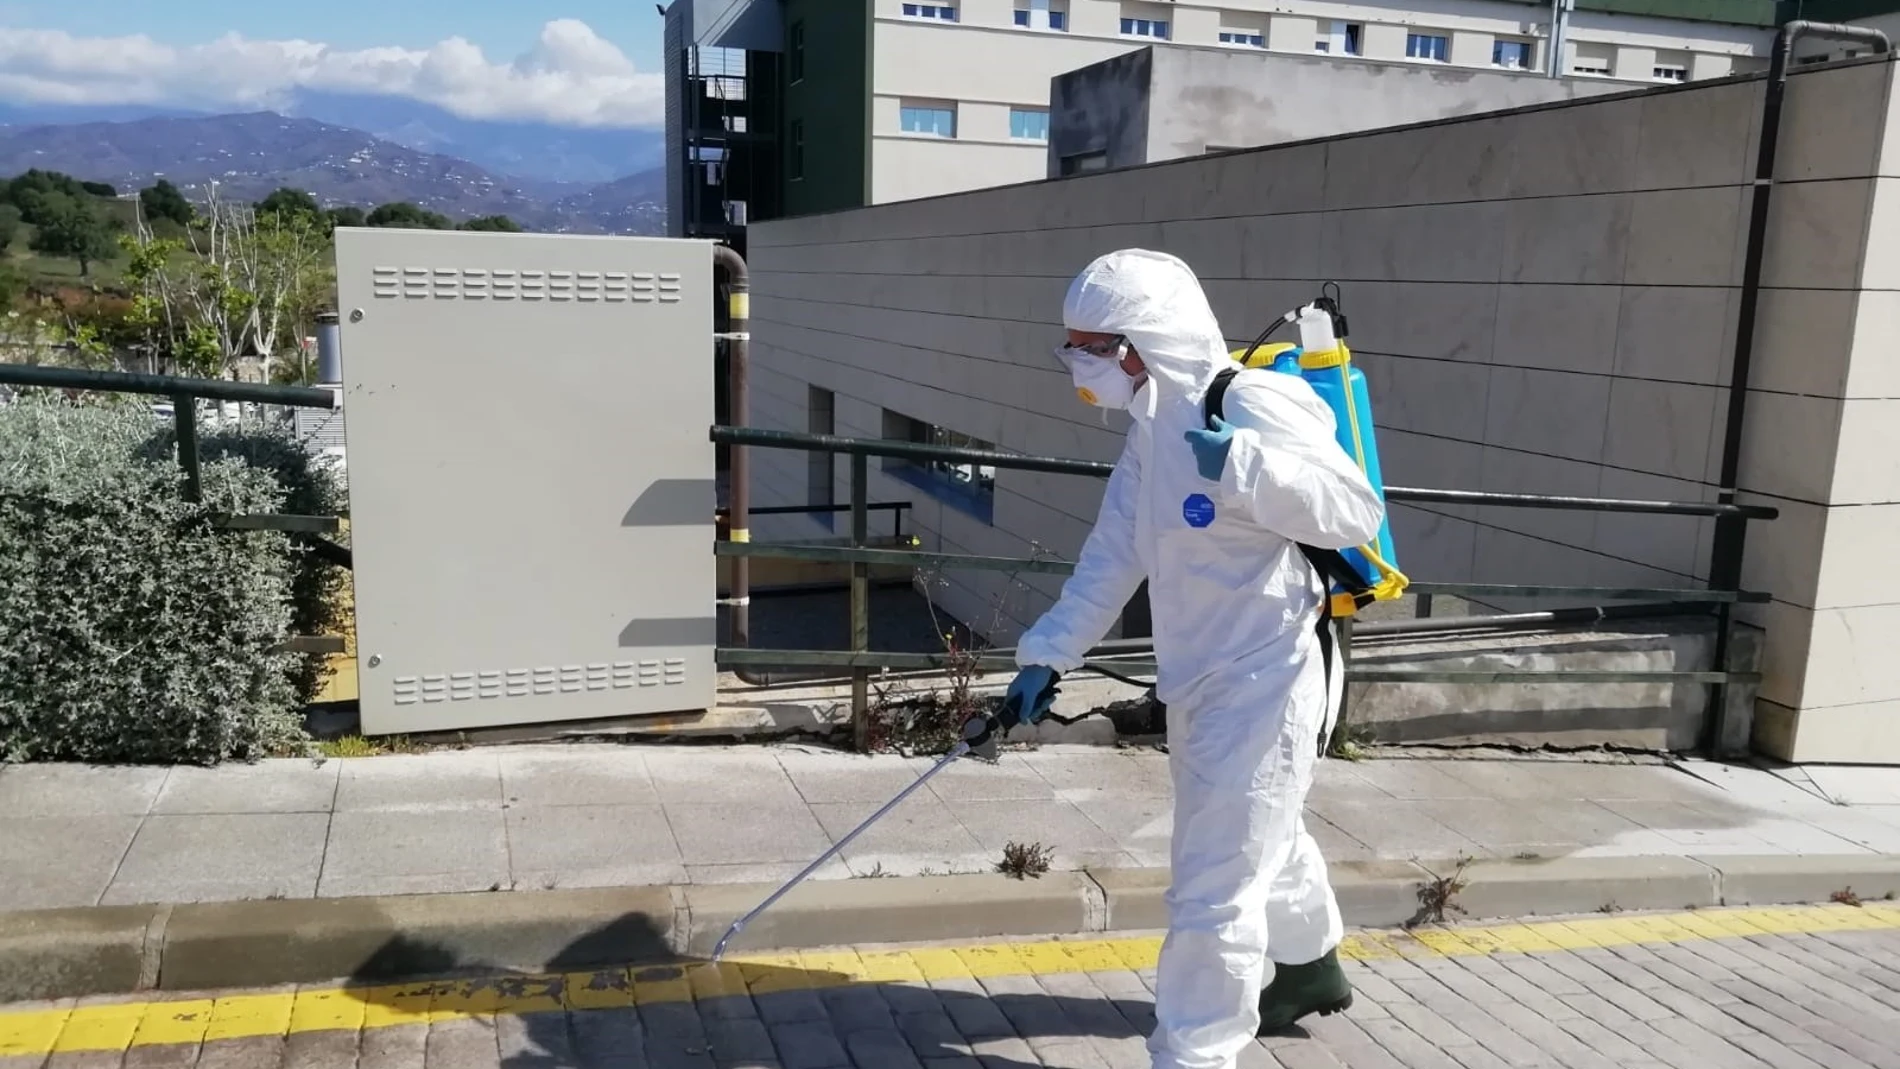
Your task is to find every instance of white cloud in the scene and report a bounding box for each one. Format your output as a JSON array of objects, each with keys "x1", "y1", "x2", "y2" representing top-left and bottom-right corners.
[{"x1": 0, "y1": 19, "x2": 663, "y2": 128}]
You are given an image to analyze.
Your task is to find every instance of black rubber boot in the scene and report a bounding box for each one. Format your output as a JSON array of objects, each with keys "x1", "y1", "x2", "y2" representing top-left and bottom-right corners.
[{"x1": 1256, "y1": 949, "x2": 1354, "y2": 1035}]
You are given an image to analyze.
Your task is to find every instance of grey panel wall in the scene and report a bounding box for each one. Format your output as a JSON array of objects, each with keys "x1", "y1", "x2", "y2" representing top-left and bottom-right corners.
[{"x1": 746, "y1": 58, "x2": 1900, "y2": 762}]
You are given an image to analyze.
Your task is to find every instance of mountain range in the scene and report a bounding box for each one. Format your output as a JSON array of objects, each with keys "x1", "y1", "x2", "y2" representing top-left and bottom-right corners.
[{"x1": 0, "y1": 104, "x2": 667, "y2": 236}]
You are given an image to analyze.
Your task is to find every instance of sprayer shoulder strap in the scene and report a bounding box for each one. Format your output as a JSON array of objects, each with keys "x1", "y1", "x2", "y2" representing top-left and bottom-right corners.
[{"x1": 1201, "y1": 366, "x2": 1373, "y2": 602}]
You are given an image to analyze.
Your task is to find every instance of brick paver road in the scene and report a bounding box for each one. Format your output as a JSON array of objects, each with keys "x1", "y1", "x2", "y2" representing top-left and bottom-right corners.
[{"x1": 4, "y1": 904, "x2": 1898, "y2": 1069}]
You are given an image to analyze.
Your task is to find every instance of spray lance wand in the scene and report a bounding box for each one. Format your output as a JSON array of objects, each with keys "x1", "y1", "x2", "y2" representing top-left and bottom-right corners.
[{"x1": 708, "y1": 669, "x2": 1080, "y2": 964}]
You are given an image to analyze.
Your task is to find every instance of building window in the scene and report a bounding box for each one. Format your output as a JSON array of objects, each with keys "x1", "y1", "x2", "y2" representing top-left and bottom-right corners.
[
  {"x1": 1653, "y1": 64, "x2": 1687, "y2": 81},
  {"x1": 902, "y1": 3, "x2": 958, "y2": 20},
  {"x1": 881, "y1": 410, "x2": 996, "y2": 524},
  {"x1": 789, "y1": 119, "x2": 805, "y2": 180},
  {"x1": 1219, "y1": 30, "x2": 1265, "y2": 47},
  {"x1": 1571, "y1": 59, "x2": 1611, "y2": 75},
  {"x1": 1060, "y1": 151, "x2": 1108, "y2": 175},
  {"x1": 1493, "y1": 39, "x2": 1533, "y2": 69},
  {"x1": 1121, "y1": 17, "x2": 1168, "y2": 39},
  {"x1": 1318, "y1": 22, "x2": 1362, "y2": 55},
  {"x1": 1407, "y1": 33, "x2": 1449, "y2": 62},
  {"x1": 899, "y1": 102, "x2": 957, "y2": 137},
  {"x1": 789, "y1": 21, "x2": 805, "y2": 83},
  {"x1": 809, "y1": 387, "x2": 835, "y2": 530},
  {"x1": 1014, "y1": 1, "x2": 1067, "y2": 30},
  {"x1": 1009, "y1": 107, "x2": 1049, "y2": 141}
]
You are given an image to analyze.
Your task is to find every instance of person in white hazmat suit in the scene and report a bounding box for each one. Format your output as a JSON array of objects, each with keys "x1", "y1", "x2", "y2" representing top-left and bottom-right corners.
[{"x1": 1007, "y1": 249, "x2": 1386, "y2": 1069}]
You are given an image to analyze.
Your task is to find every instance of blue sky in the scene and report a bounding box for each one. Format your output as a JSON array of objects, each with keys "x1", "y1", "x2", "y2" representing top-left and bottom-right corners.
[
  {"x1": 0, "y1": 2, "x2": 669, "y2": 127},
  {"x1": 2, "y1": 0, "x2": 665, "y2": 67}
]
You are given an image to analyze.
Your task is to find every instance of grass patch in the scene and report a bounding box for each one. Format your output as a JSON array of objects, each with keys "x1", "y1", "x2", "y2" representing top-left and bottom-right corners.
[{"x1": 316, "y1": 734, "x2": 424, "y2": 758}]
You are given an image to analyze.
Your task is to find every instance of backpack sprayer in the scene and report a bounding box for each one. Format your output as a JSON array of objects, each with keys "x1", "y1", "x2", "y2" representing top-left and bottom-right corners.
[{"x1": 709, "y1": 670, "x2": 1076, "y2": 963}]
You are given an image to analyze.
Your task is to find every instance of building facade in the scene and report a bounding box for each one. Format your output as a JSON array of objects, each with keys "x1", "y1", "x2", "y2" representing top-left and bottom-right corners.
[{"x1": 660, "y1": 0, "x2": 1895, "y2": 236}]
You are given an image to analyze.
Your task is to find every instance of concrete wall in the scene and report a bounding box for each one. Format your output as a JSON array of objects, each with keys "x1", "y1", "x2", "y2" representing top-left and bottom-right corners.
[
  {"x1": 746, "y1": 58, "x2": 1900, "y2": 763},
  {"x1": 1048, "y1": 42, "x2": 1620, "y2": 175},
  {"x1": 860, "y1": 0, "x2": 1776, "y2": 206}
]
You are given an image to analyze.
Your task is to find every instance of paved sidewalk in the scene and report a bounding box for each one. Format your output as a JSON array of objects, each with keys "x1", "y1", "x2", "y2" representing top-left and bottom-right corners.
[
  {"x1": 2, "y1": 745, "x2": 1899, "y2": 911},
  {"x1": 2, "y1": 903, "x2": 1897, "y2": 1068}
]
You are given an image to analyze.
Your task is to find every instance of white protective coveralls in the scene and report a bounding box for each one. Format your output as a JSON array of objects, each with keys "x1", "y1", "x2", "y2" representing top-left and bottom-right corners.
[{"x1": 1016, "y1": 250, "x2": 1386, "y2": 1069}]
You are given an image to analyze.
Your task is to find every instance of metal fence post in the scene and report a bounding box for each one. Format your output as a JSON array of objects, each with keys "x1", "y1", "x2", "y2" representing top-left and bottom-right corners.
[
  {"x1": 850, "y1": 454, "x2": 871, "y2": 750},
  {"x1": 173, "y1": 394, "x2": 202, "y2": 503},
  {"x1": 1326, "y1": 615, "x2": 1355, "y2": 755}
]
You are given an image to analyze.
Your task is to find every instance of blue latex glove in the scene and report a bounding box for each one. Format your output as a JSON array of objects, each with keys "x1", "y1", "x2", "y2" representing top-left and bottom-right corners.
[
  {"x1": 1005, "y1": 665, "x2": 1058, "y2": 726},
  {"x1": 1184, "y1": 416, "x2": 1236, "y2": 481}
]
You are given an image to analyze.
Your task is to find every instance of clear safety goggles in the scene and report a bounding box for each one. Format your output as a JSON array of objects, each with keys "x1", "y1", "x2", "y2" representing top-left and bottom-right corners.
[{"x1": 1051, "y1": 335, "x2": 1128, "y2": 373}]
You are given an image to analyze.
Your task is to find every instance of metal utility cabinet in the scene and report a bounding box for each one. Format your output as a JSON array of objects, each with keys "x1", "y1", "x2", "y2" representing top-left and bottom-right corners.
[{"x1": 335, "y1": 229, "x2": 715, "y2": 735}]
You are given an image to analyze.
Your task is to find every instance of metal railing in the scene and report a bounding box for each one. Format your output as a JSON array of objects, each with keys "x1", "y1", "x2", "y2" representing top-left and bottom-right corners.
[
  {"x1": 0, "y1": 363, "x2": 353, "y2": 654},
  {"x1": 710, "y1": 424, "x2": 1779, "y2": 756}
]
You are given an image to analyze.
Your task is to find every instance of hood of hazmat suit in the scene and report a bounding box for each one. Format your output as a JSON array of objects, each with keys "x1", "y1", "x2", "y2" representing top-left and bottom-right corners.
[{"x1": 1017, "y1": 250, "x2": 1385, "y2": 1069}]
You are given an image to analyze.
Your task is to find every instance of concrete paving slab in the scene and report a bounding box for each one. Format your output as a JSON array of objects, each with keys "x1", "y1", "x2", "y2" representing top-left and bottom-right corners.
[
  {"x1": 1305, "y1": 814, "x2": 1378, "y2": 864},
  {"x1": 1330, "y1": 860, "x2": 1439, "y2": 928},
  {"x1": 331, "y1": 753, "x2": 501, "y2": 813},
  {"x1": 317, "y1": 809, "x2": 510, "y2": 898},
  {"x1": 644, "y1": 751, "x2": 805, "y2": 807},
  {"x1": 1342, "y1": 761, "x2": 1489, "y2": 801},
  {"x1": 665, "y1": 801, "x2": 834, "y2": 868},
  {"x1": 1406, "y1": 799, "x2": 1584, "y2": 857},
  {"x1": 1013, "y1": 751, "x2": 1172, "y2": 799},
  {"x1": 807, "y1": 795, "x2": 990, "y2": 878},
  {"x1": 1066, "y1": 797, "x2": 1171, "y2": 862},
  {"x1": 102, "y1": 813, "x2": 329, "y2": 905},
  {"x1": 150, "y1": 761, "x2": 338, "y2": 816},
  {"x1": 0, "y1": 817, "x2": 143, "y2": 912},
  {"x1": 0, "y1": 766, "x2": 166, "y2": 818},
  {"x1": 497, "y1": 747, "x2": 660, "y2": 807},
  {"x1": 1504, "y1": 800, "x2": 1649, "y2": 845},
  {"x1": 1803, "y1": 766, "x2": 1900, "y2": 806},
  {"x1": 946, "y1": 800, "x2": 1136, "y2": 872},
  {"x1": 922, "y1": 755, "x2": 1056, "y2": 803},
  {"x1": 683, "y1": 861, "x2": 853, "y2": 885},
  {"x1": 503, "y1": 803, "x2": 687, "y2": 890},
  {"x1": 772, "y1": 749, "x2": 936, "y2": 805},
  {"x1": 1313, "y1": 800, "x2": 1489, "y2": 860}
]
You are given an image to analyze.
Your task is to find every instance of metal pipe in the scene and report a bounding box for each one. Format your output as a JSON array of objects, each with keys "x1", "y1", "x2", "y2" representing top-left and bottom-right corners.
[
  {"x1": 1546, "y1": 0, "x2": 1571, "y2": 78},
  {"x1": 711, "y1": 426, "x2": 1780, "y2": 519},
  {"x1": 315, "y1": 312, "x2": 342, "y2": 385},
  {"x1": 1711, "y1": 20, "x2": 1891, "y2": 591},
  {"x1": 173, "y1": 394, "x2": 202, "y2": 503},
  {"x1": 713, "y1": 245, "x2": 752, "y2": 654},
  {"x1": 0, "y1": 363, "x2": 338, "y2": 409},
  {"x1": 1353, "y1": 600, "x2": 1719, "y2": 638},
  {"x1": 850, "y1": 453, "x2": 871, "y2": 750}
]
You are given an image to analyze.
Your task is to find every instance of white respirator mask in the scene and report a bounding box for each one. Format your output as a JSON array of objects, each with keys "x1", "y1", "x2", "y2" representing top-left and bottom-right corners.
[{"x1": 1056, "y1": 337, "x2": 1141, "y2": 410}]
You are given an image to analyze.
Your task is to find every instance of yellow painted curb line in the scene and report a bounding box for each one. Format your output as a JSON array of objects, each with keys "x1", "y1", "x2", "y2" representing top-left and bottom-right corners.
[{"x1": 3, "y1": 902, "x2": 1897, "y2": 1056}]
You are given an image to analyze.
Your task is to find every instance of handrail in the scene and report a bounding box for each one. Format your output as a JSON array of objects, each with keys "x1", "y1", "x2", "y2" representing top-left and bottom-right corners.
[
  {"x1": 0, "y1": 363, "x2": 339, "y2": 409},
  {"x1": 709, "y1": 426, "x2": 1779, "y2": 520}
]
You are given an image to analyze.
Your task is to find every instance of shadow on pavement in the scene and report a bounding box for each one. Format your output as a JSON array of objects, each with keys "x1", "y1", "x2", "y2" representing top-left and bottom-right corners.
[{"x1": 323, "y1": 912, "x2": 1178, "y2": 1068}]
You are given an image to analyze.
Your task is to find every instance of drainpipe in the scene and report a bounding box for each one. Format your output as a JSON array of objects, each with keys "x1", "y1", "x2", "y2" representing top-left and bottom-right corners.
[
  {"x1": 1710, "y1": 21, "x2": 1893, "y2": 591},
  {"x1": 1546, "y1": 0, "x2": 1572, "y2": 79},
  {"x1": 713, "y1": 243, "x2": 752, "y2": 653}
]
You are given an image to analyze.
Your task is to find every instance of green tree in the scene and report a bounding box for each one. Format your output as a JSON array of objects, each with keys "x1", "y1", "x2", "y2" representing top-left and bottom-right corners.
[
  {"x1": 79, "y1": 181, "x2": 117, "y2": 197},
  {"x1": 29, "y1": 195, "x2": 117, "y2": 278},
  {"x1": 326, "y1": 206, "x2": 367, "y2": 229},
  {"x1": 458, "y1": 214, "x2": 522, "y2": 233},
  {"x1": 139, "y1": 180, "x2": 194, "y2": 228},
  {"x1": 256, "y1": 187, "x2": 322, "y2": 221},
  {"x1": 366, "y1": 202, "x2": 451, "y2": 230},
  {"x1": 0, "y1": 204, "x2": 20, "y2": 252},
  {"x1": 0, "y1": 262, "x2": 28, "y2": 309}
]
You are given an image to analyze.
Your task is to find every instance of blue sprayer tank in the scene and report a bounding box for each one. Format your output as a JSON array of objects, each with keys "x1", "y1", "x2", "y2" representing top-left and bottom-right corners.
[{"x1": 1229, "y1": 299, "x2": 1404, "y2": 610}]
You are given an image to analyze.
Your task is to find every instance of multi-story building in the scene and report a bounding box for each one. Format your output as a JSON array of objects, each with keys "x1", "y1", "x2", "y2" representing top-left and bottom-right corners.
[{"x1": 660, "y1": 0, "x2": 1900, "y2": 239}]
